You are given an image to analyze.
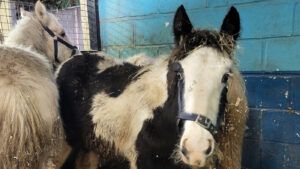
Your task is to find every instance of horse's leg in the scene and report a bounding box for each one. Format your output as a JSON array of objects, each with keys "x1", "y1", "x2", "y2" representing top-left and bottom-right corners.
[
  {"x1": 75, "y1": 151, "x2": 99, "y2": 169},
  {"x1": 39, "y1": 138, "x2": 72, "y2": 169},
  {"x1": 53, "y1": 140, "x2": 73, "y2": 168}
]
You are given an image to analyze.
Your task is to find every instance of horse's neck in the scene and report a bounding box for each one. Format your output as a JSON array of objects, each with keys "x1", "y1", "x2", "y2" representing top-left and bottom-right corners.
[
  {"x1": 91, "y1": 60, "x2": 169, "y2": 155},
  {"x1": 4, "y1": 17, "x2": 47, "y2": 56},
  {"x1": 136, "y1": 60, "x2": 169, "y2": 108},
  {"x1": 146, "y1": 60, "x2": 179, "y2": 120}
]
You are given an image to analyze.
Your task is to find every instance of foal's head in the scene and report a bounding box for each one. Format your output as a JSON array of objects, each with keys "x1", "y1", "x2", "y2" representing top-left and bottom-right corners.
[
  {"x1": 5, "y1": 1, "x2": 77, "y2": 68},
  {"x1": 170, "y1": 6, "x2": 240, "y2": 167}
]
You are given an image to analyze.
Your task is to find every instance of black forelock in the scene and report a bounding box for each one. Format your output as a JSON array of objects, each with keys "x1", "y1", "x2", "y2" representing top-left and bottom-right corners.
[{"x1": 170, "y1": 29, "x2": 235, "y2": 62}]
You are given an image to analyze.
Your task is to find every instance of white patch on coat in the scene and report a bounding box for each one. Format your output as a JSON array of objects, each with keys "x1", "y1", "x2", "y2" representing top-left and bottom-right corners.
[
  {"x1": 96, "y1": 52, "x2": 122, "y2": 73},
  {"x1": 90, "y1": 59, "x2": 169, "y2": 169}
]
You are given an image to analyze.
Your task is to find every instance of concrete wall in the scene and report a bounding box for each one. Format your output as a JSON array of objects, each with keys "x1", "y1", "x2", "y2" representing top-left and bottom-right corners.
[{"x1": 99, "y1": 0, "x2": 300, "y2": 169}]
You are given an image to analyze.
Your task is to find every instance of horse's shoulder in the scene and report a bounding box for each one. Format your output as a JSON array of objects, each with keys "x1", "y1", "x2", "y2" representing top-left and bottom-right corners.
[{"x1": 61, "y1": 53, "x2": 104, "y2": 71}]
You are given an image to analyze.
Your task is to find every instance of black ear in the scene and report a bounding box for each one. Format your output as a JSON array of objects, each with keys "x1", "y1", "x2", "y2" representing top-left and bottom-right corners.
[
  {"x1": 220, "y1": 6, "x2": 240, "y2": 40},
  {"x1": 173, "y1": 5, "x2": 193, "y2": 45}
]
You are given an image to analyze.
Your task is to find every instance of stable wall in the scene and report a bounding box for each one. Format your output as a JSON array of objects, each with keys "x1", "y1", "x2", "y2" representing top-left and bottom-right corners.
[{"x1": 99, "y1": 0, "x2": 300, "y2": 168}]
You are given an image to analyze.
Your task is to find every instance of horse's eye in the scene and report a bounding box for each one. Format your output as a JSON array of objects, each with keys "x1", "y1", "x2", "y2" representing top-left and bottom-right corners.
[
  {"x1": 60, "y1": 31, "x2": 66, "y2": 37},
  {"x1": 221, "y1": 73, "x2": 230, "y2": 83}
]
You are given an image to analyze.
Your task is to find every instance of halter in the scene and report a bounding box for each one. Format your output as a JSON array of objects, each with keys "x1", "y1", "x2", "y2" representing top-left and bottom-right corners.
[
  {"x1": 41, "y1": 24, "x2": 78, "y2": 64},
  {"x1": 172, "y1": 62, "x2": 227, "y2": 139}
]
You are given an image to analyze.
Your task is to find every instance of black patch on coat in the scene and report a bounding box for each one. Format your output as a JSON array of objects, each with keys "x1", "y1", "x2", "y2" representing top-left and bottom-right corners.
[
  {"x1": 135, "y1": 62, "x2": 191, "y2": 169},
  {"x1": 57, "y1": 53, "x2": 142, "y2": 168}
]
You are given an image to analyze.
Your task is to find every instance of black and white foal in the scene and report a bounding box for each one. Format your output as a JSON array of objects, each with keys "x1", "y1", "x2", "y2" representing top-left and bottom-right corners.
[{"x1": 57, "y1": 5, "x2": 243, "y2": 169}]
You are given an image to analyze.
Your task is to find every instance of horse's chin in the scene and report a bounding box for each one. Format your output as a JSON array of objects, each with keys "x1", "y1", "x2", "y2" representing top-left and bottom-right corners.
[{"x1": 180, "y1": 154, "x2": 206, "y2": 168}]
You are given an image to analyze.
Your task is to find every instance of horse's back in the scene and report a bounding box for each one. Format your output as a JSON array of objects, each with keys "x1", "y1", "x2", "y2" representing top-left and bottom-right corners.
[
  {"x1": 56, "y1": 53, "x2": 105, "y2": 148},
  {"x1": 0, "y1": 45, "x2": 63, "y2": 169},
  {"x1": 0, "y1": 45, "x2": 52, "y2": 82}
]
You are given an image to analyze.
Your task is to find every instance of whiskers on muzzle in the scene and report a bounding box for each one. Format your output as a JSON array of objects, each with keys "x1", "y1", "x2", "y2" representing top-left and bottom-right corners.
[
  {"x1": 171, "y1": 143, "x2": 223, "y2": 168},
  {"x1": 171, "y1": 144, "x2": 185, "y2": 164}
]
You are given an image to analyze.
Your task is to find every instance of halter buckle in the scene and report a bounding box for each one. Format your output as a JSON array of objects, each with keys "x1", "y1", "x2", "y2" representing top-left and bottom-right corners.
[
  {"x1": 196, "y1": 115, "x2": 212, "y2": 130},
  {"x1": 177, "y1": 72, "x2": 183, "y2": 80},
  {"x1": 204, "y1": 118, "x2": 212, "y2": 129}
]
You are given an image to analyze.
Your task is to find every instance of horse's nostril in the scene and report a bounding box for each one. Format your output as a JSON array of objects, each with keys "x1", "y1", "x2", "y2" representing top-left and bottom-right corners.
[
  {"x1": 205, "y1": 139, "x2": 213, "y2": 155},
  {"x1": 195, "y1": 160, "x2": 202, "y2": 166},
  {"x1": 205, "y1": 145, "x2": 212, "y2": 155},
  {"x1": 181, "y1": 146, "x2": 188, "y2": 157}
]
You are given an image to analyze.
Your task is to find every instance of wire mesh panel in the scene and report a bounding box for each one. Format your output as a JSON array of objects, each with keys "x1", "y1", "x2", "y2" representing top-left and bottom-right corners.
[
  {"x1": 0, "y1": 0, "x2": 92, "y2": 50},
  {"x1": 0, "y1": 1, "x2": 14, "y2": 43},
  {"x1": 52, "y1": 7, "x2": 85, "y2": 50}
]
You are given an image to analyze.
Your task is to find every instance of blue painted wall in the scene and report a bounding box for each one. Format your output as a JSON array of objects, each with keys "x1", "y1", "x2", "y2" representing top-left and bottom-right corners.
[
  {"x1": 243, "y1": 72, "x2": 300, "y2": 169},
  {"x1": 99, "y1": 0, "x2": 300, "y2": 169}
]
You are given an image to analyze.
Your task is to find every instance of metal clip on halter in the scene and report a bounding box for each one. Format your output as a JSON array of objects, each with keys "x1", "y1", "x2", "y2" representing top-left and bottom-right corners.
[{"x1": 177, "y1": 72, "x2": 183, "y2": 81}]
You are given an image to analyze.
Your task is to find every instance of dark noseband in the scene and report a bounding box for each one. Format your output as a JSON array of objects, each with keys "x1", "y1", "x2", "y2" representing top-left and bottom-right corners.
[
  {"x1": 173, "y1": 62, "x2": 226, "y2": 139},
  {"x1": 41, "y1": 24, "x2": 78, "y2": 65}
]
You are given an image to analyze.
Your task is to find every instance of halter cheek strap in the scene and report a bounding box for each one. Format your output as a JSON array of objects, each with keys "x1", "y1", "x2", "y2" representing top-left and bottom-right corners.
[
  {"x1": 178, "y1": 113, "x2": 218, "y2": 136},
  {"x1": 173, "y1": 62, "x2": 219, "y2": 139},
  {"x1": 42, "y1": 25, "x2": 78, "y2": 64}
]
